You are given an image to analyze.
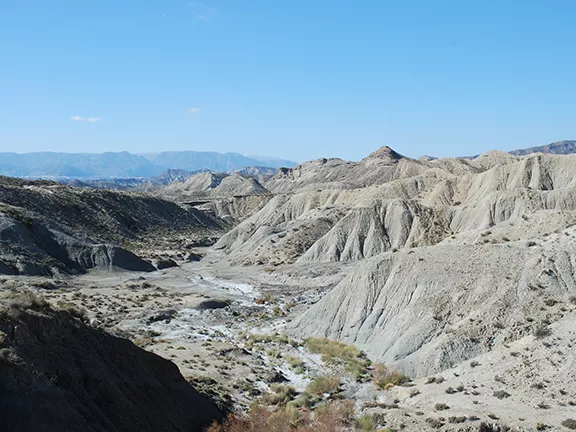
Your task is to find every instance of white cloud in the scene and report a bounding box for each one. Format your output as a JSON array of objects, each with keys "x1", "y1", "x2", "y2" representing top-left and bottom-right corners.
[
  {"x1": 188, "y1": 107, "x2": 200, "y2": 115},
  {"x1": 70, "y1": 116, "x2": 101, "y2": 123},
  {"x1": 188, "y1": 1, "x2": 216, "y2": 21}
]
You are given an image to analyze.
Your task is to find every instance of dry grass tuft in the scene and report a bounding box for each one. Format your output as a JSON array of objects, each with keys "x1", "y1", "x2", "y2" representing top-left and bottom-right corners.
[
  {"x1": 371, "y1": 363, "x2": 409, "y2": 389},
  {"x1": 205, "y1": 401, "x2": 355, "y2": 432},
  {"x1": 306, "y1": 376, "x2": 341, "y2": 396},
  {"x1": 305, "y1": 338, "x2": 370, "y2": 379}
]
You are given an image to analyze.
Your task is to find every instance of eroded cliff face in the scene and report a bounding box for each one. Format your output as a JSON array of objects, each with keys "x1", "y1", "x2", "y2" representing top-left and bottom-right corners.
[{"x1": 0, "y1": 291, "x2": 222, "y2": 432}]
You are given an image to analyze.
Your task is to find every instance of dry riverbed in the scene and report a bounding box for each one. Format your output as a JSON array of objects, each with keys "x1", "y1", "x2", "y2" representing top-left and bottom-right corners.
[{"x1": 3, "y1": 251, "x2": 576, "y2": 431}]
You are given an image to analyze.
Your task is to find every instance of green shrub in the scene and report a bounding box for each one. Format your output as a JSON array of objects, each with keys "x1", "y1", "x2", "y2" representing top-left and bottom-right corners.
[
  {"x1": 372, "y1": 363, "x2": 409, "y2": 389},
  {"x1": 356, "y1": 413, "x2": 375, "y2": 431},
  {"x1": 8, "y1": 290, "x2": 48, "y2": 311},
  {"x1": 305, "y1": 337, "x2": 370, "y2": 378},
  {"x1": 435, "y1": 403, "x2": 450, "y2": 411},
  {"x1": 262, "y1": 384, "x2": 296, "y2": 406},
  {"x1": 306, "y1": 376, "x2": 340, "y2": 396},
  {"x1": 286, "y1": 355, "x2": 303, "y2": 368}
]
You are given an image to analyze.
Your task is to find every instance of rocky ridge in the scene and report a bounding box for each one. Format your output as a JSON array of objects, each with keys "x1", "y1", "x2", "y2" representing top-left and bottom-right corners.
[{"x1": 0, "y1": 176, "x2": 224, "y2": 275}]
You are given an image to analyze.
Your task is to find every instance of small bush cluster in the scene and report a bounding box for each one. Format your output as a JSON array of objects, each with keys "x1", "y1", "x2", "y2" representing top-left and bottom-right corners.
[
  {"x1": 286, "y1": 355, "x2": 304, "y2": 369},
  {"x1": 305, "y1": 338, "x2": 370, "y2": 379},
  {"x1": 205, "y1": 401, "x2": 356, "y2": 432},
  {"x1": 55, "y1": 301, "x2": 88, "y2": 321},
  {"x1": 262, "y1": 384, "x2": 297, "y2": 406},
  {"x1": 8, "y1": 290, "x2": 49, "y2": 312},
  {"x1": 306, "y1": 376, "x2": 340, "y2": 396},
  {"x1": 371, "y1": 363, "x2": 409, "y2": 389},
  {"x1": 533, "y1": 325, "x2": 552, "y2": 339}
]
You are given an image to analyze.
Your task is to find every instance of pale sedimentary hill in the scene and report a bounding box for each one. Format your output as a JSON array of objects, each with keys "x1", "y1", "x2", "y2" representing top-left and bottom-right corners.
[
  {"x1": 216, "y1": 150, "x2": 576, "y2": 267},
  {"x1": 289, "y1": 230, "x2": 576, "y2": 377},
  {"x1": 166, "y1": 172, "x2": 270, "y2": 199},
  {"x1": 265, "y1": 146, "x2": 437, "y2": 193}
]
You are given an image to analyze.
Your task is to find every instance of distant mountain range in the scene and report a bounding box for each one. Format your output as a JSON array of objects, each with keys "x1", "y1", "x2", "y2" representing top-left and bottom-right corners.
[
  {"x1": 0, "y1": 151, "x2": 297, "y2": 179},
  {"x1": 2, "y1": 141, "x2": 574, "y2": 180},
  {"x1": 509, "y1": 140, "x2": 576, "y2": 156}
]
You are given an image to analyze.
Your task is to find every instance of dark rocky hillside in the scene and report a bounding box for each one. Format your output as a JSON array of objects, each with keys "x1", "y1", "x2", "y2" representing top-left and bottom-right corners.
[
  {"x1": 0, "y1": 290, "x2": 223, "y2": 432},
  {"x1": 0, "y1": 176, "x2": 225, "y2": 275}
]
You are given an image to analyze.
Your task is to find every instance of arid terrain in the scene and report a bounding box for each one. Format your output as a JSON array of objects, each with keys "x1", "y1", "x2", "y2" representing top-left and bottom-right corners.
[{"x1": 2, "y1": 144, "x2": 576, "y2": 431}]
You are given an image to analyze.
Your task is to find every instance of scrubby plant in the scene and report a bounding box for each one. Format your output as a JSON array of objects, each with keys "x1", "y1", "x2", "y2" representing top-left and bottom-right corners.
[
  {"x1": 493, "y1": 390, "x2": 511, "y2": 399},
  {"x1": 0, "y1": 347, "x2": 20, "y2": 364},
  {"x1": 305, "y1": 337, "x2": 370, "y2": 379},
  {"x1": 533, "y1": 325, "x2": 552, "y2": 339},
  {"x1": 371, "y1": 363, "x2": 409, "y2": 389},
  {"x1": 255, "y1": 292, "x2": 276, "y2": 305},
  {"x1": 435, "y1": 403, "x2": 450, "y2": 411},
  {"x1": 356, "y1": 413, "x2": 375, "y2": 431},
  {"x1": 426, "y1": 418, "x2": 444, "y2": 428},
  {"x1": 8, "y1": 290, "x2": 49, "y2": 312},
  {"x1": 55, "y1": 301, "x2": 88, "y2": 321},
  {"x1": 205, "y1": 400, "x2": 356, "y2": 432},
  {"x1": 448, "y1": 416, "x2": 467, "y2": 424},
  {"x1": 262, "y1": 384, "x2": 296, "y2": 406},
  {"x1": 306, "y1": 375, "x2": 341, "y2": 396},
  {"x1": 286, "y1": 355, "x2": 304, "y2": 369},
  {"x1": 562, "y1": 419, "x2": 576, "y2": 430},
  {"x1": 286, "y1": 392, "x2": 317, "y2": 410},
  {"x1": 266, "y1": 348, "x2": 280, "y2": 358}
]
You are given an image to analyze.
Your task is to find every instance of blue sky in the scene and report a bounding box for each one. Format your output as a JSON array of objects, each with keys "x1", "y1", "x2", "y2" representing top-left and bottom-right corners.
[{"x1": 1, "y1": 1, "x2": 575, "y2": 162}]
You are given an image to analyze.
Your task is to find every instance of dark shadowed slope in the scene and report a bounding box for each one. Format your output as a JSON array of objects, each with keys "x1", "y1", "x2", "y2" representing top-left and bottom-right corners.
[
  {"x1": 0, "y1": 176, "x2": 225, "y2": 275},
  {"x1": 0, "y1": 291, "x2": 223, "y2": 432}
]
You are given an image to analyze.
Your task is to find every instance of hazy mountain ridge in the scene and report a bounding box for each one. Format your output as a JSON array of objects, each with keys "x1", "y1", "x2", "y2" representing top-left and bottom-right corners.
[
  {"x1": 509, "y1": 139, "x2": 576, "y2": 156},
  {"x1": 0, "y1": 151, "x2": 297, "y2": 179}
]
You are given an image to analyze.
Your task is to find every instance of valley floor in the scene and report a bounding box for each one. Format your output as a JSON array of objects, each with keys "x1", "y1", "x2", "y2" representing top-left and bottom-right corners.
[{"x1": 5, "y1": 249, "x2": 576, "y2": 432}]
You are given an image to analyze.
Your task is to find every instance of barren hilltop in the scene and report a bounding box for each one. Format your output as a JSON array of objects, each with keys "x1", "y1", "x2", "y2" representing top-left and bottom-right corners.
[{"x1": 2, "y1": 144, "x2": 576, "y2": 431}]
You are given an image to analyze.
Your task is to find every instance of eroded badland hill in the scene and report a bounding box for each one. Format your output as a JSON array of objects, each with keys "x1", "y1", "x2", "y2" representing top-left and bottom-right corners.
[{"x1": 3, "y1": 145, "x2": 576, "y2": 431}]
